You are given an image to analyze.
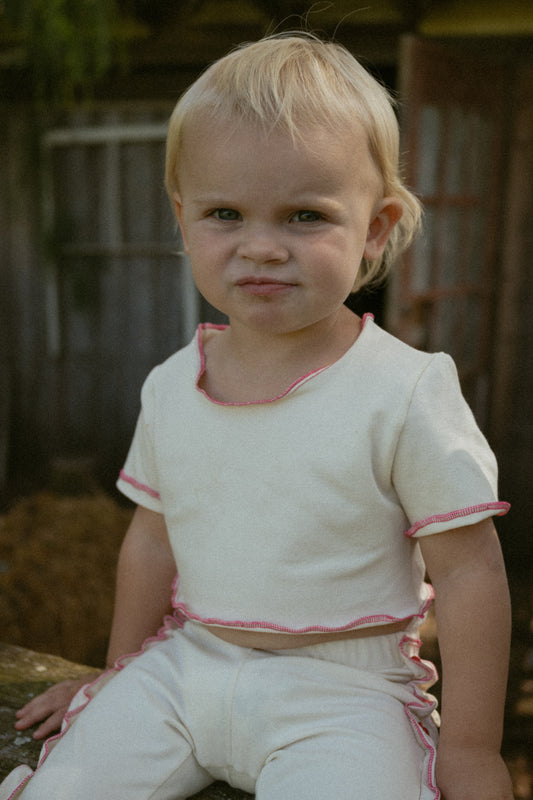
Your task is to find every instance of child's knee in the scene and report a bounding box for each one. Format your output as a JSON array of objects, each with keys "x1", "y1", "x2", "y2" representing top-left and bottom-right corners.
[{"x1": 255, "y1": 733, "x2": 426, "y2": 800}]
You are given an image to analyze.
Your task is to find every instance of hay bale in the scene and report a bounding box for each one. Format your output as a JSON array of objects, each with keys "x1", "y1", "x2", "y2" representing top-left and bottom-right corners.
[{"x1": 0, "y1": 493, "x2": 133, "y2": 666}]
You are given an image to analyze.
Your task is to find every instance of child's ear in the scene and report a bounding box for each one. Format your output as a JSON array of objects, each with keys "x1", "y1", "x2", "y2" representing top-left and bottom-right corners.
[
  {"x1": 173, "y1": 192, "x2": 190, "y2": 253},
  {"x1": 363, "y1": 198, "x2": 403, "y2": 261}
]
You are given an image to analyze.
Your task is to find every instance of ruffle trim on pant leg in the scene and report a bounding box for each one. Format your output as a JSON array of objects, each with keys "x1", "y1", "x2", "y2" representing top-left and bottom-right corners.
[
  {"x1": 0, "y1": 612, "x2": 186, "y2": 800},
  {"x1": 399, "y1": 632, "x2": 441, "y2": 799},
  {"x1": 0, "y1": 767, "x2": 34, "y2": 800}
]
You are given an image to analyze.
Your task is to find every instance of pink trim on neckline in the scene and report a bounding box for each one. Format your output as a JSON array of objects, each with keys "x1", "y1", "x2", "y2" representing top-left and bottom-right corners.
[
  {"x1": 195, "y1": 314, "x2": 374, "y2": 407},
  {"x1": 405, "y1": 501, "x2": 510, "y2": 537}
]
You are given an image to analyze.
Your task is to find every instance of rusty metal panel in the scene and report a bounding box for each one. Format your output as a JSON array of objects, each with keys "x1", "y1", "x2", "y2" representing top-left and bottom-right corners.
[{"x1": 389, "y1": 37, "x2": 508, "y2": 426}]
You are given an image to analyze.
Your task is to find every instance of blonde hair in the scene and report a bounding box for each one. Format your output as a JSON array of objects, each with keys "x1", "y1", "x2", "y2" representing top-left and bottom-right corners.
[{"x1": 165, "y1": 33, "x2": 422, "y2": 292}]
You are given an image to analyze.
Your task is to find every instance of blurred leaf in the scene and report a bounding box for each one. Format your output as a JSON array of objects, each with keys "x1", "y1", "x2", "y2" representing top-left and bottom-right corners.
[{"x1": 1, "y1": 0, "x2": 123, "y2": 104}]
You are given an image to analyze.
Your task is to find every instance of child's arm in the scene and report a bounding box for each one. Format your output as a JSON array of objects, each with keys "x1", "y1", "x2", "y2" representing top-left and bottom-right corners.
[
  {"x1": 105, "y1": 505, "x2": 176, "y2": 666},
  {"x1": 419, "y1": 518, "x2": 513, "y2": 800},
  {"x1": 15, "y1": 505, "x2": 176, "y2": 739}
]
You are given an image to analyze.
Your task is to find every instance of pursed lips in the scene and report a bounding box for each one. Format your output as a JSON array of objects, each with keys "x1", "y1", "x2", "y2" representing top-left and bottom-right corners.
[{"x1": 235, "y1": 276, "x2": 297, "y2": 295}]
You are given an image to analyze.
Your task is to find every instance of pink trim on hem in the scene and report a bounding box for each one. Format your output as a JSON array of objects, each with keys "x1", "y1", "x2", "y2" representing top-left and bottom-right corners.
[
  {"x1": 170, "y1": 583, "x2": 435, "y2": 635},
  {"x1": 118, "y1": 470, "x2": 160, "y2": 500},
  {"x1": 405, "y1": 501, "x2": 510, "y2": 538}
]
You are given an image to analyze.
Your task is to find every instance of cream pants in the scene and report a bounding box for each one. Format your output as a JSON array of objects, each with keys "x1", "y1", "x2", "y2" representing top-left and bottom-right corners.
[{"x1": 2, "y1": 620, "x2": 439, "y2": 800}]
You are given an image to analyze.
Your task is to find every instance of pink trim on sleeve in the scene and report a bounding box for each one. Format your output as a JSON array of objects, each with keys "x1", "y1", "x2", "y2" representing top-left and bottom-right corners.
[
  {"x1": 119, "y1": 470, "x2": 160, "y2": 500},
  {"x1": 405, "y1": 501, "x2": 510, "y2": 538}
]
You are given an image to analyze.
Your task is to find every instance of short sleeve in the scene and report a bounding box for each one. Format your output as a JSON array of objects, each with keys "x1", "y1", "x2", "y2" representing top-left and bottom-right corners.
[
  {"x1": 116, "y1": 375, "x2": 163, "y2": 513},
  {"x1": 392, "y1": 353, "x2": 510, "y2": 538}
]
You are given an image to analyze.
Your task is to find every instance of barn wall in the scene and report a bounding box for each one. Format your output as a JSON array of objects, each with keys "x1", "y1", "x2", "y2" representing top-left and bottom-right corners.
[
  {"x1": 493, "y1": 64, "x2": 533, "y2": 571},
  {"x1": 1, "y1": 109, "x2": 47, "y2": 496},
  {"x1": 1, "y1": 105, "x2": 206, "y2": 497}
]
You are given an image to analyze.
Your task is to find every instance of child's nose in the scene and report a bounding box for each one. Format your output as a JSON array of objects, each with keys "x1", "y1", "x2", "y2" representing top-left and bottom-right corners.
[{"x1": 236, "y1": 226, "x2": 289, "y2": 264}]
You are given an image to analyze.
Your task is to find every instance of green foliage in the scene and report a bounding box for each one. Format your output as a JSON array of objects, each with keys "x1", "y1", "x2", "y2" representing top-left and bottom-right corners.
[{"x1": 2, "y1": 0, "x2": 119, "y2": 104}]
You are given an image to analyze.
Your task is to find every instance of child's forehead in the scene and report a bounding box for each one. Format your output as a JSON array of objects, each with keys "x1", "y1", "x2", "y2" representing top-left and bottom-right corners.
[
  {"x1": 177, "y1": 111, "x2": 381, "y2": 196},
  {"x1": 181, "y1": 109, "x2": 369, "y2": 158}
]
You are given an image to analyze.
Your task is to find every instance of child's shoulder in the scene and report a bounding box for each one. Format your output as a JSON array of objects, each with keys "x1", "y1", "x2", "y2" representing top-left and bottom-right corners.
[
  {"x1": 359, "y1": 316, "x2": 447, "y2": 379},
  {"x1": 140, "y1": 327, "x2": 203, "y2": 397},
  {"x1": 353, "y1": 320, "x2": 460, "y2": 417}
]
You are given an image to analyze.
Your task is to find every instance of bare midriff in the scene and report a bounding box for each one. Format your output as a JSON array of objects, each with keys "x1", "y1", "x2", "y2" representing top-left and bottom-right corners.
[{"x1": 205, "y1": 617, "x2": 412, "y2": 650}]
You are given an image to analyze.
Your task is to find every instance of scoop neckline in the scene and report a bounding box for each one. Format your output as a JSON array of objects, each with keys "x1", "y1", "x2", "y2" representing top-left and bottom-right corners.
[{"x1": 194, "y1": 313, "x2": 375, "y2": 407}]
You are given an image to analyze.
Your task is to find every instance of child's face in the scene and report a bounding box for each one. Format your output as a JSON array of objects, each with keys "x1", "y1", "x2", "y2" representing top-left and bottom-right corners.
[{"x1": 174, "y1": 116, "x2": 401, "y2": 338}]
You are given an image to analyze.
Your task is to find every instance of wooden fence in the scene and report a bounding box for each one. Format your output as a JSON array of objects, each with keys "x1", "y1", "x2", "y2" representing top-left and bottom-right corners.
[{"x1": 1, "y1": 106, "x2": 221, "y2": 493}]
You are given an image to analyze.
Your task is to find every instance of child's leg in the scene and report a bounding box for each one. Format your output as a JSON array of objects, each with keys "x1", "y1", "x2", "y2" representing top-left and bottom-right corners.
[
  {"x1": 15, "y1": 628, "x2": 214, "y2": 800},
  {"x1": 254, "y1": 689, "x2": 429, "y2": 800},
  {"x1": 229, "y1": 632, "x2": 439, "y2": 800},
  {"x1": 18, "y1": 751, "x2": 210, "y2": 800}
]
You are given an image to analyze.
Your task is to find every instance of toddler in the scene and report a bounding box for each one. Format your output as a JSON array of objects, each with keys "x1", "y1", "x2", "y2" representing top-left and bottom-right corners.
[{"x1": 3, "y1": 33, "x2": 513, "y2": 800}]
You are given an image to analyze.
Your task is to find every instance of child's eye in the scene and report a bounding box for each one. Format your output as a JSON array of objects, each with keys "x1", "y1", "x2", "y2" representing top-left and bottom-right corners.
[
  {"x1": 291, "y1": 210, "x2": 322, "y2": 223},
  {"x1": 212, "y1": 208, "x2": 241, "y2": 221}
]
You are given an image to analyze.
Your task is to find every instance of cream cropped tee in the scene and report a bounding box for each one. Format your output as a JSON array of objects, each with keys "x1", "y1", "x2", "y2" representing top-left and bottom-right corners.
[{"x1": 117, "y1": 315, "x2": 509, "y2": 634}]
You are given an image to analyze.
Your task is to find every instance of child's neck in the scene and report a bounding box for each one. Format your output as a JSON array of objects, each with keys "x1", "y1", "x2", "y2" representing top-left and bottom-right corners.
[{"x1": 200, "y1": 307, "x2": 361, "y2": 404}]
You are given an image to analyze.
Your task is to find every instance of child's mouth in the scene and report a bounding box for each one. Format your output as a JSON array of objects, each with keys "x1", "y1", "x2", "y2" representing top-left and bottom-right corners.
[{"x1": 236, "y1": 277, "x2": 296, "y2": 295}]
